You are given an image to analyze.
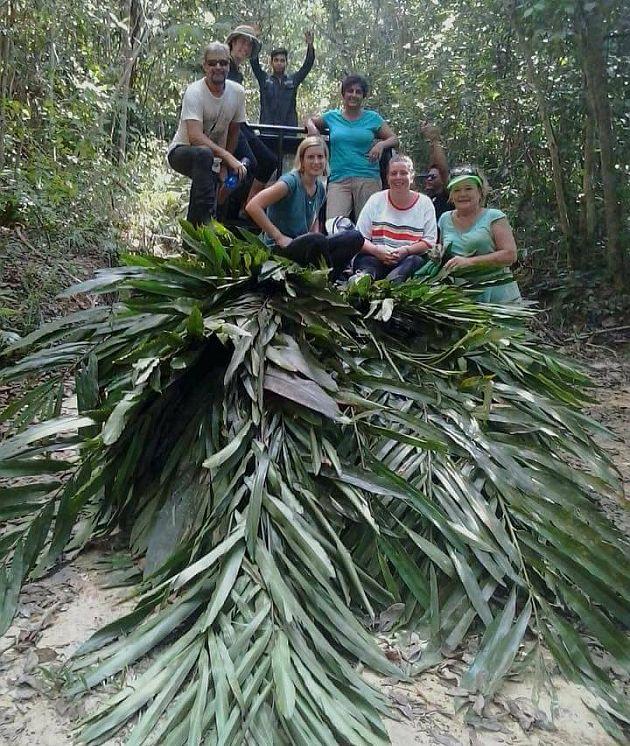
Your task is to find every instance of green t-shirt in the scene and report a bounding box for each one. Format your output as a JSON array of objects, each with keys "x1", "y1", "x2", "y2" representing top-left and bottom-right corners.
[
  {"x1": 264, "y1": 171, "x2": 326, "y2": 246},
  {"x1": 322, "y1": 108, "x2": 384, "y2": 183},
  {"x1": 438, "y1": 208, "x2": 521, "y2": 303}
]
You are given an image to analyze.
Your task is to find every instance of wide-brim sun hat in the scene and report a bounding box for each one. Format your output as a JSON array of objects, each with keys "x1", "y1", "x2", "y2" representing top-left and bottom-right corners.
[{"x1": 225, "y1": 25, "x2": 261, "y2": 56}]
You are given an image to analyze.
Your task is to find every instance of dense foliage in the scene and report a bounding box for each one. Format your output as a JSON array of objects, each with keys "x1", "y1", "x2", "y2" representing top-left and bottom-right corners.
[{"x1": 0, "y1": 225, "x2": 628, "y2": 743}]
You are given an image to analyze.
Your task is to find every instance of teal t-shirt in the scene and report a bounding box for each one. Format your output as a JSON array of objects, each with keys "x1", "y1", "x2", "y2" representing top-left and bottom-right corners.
[
  {"x1": 322, "y1": 108, "x2": 385, "y2": 183},
  {"x1": 438, "y1": 208, "x2": 521, "y2": 303},
  {"x1": 263, "y1": 171, "x2": 326, "y2": 246}
]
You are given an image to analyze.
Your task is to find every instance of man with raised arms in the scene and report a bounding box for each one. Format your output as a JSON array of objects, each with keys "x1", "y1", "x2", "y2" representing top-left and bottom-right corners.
[{"x1": 250, "y1": 31, "x2": 315, "y2": 127}]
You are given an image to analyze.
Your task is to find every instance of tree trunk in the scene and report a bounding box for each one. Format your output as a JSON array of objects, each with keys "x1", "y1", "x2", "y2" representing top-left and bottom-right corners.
[
  {"x1": 523, "y1": 52, "x2": 574, "y2": 258},
  {"x1": 116, "y1": 0, "x2": 146, "y2": 164},
  {"x1": 0, "y1": 0, "x2": 15, "y2": 168},
  {"x1": 577, "y1": 2, "x2": 625, "y2": 286},
  {"x1": 579, "y1": 91, "x2": 597, "y2": 254},
  {"x1": 46, "y1": 34, "x2": 58, "y2": 160},
  {"x1": 117, "y1": 0, "x2": 133, "y2": 164}
]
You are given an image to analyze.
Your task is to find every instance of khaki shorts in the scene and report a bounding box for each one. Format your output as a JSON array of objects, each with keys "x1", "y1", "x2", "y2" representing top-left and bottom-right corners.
[{"x1": 326, "y1": 177, "x2": 381, "y2": 221}]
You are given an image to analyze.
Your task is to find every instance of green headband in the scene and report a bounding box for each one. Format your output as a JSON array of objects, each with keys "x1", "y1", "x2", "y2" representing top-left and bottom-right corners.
[{"x1": 447, "y1": 174, "x2": 483, "y2": 191}]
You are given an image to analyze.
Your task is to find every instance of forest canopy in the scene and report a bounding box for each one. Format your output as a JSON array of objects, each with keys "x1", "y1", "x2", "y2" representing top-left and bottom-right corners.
[{"x1": 1, "y1": 0, "x2": 629, "y2": 300}]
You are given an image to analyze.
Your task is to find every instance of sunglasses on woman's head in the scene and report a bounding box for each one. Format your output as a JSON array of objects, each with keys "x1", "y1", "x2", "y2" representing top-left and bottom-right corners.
[{"x1": 448, "y1": 166, "x2": 480, "y2": 179}]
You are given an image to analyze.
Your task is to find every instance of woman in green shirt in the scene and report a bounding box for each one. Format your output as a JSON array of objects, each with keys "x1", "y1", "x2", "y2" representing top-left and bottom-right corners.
[
  {"x1": 246, "y1": 136, "x2": 365, "y2": 278},
  {"x1": 438, "y1": 166, "x2": 521, "y2": 304}
]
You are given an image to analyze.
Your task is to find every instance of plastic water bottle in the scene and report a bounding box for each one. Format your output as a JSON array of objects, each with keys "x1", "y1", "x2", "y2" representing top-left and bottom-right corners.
[
  {"x1": 224, "y1": 157, "x2": 251, "y2": 190},
  {"x1": 224, "y1": 172, "x2": 239, "y2": 190}
]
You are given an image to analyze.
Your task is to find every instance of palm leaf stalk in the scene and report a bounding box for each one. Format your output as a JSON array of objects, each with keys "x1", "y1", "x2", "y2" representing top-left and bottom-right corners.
[{"x1": 0, "y1": 222, "x2": 628, "y2": 744}]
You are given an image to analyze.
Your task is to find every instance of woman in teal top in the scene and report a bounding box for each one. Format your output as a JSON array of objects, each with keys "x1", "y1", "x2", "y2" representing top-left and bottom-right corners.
[
  {"x1": 306, "y1": 74, "x2": 398, "y2": 220},
  {"x1": 246, "y1": 136, "x2": 365, "y2": 278},
  {"x1": 438, "y1": 166, "x2": 521, "y2": 304}
]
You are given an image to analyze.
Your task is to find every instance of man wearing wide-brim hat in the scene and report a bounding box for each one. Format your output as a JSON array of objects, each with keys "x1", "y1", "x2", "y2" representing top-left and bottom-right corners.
[
  {"x1": 225, "y1": 24, "x2": 277, "y2": 203},
  {"x1": 226, "y1": 25, "x2": 261, "y2": 81}
]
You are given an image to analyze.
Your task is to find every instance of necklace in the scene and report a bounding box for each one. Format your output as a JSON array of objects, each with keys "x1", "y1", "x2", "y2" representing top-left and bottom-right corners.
[{"x1": 302, "y1": 179, "x2": 318, "y2": 217}]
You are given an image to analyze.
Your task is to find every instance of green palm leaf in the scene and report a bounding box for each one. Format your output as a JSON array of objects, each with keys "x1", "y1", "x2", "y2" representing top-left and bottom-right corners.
[{"x1": 1, "y1": 221, "x2": 628, "y2": 743}]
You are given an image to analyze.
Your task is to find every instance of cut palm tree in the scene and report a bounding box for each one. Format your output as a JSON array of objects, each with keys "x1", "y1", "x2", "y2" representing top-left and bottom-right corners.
[{"x1": 0, "y1": 222, "x2": 628, "y2": 744}]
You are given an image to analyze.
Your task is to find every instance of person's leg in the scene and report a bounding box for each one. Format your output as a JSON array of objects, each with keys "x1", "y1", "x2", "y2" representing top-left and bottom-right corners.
[
  {"x1": 352, "y1": 177, "x2": 382, "y2": 219},
  {"x1": 278, "y1": 233, "x2": 327, "y2": 267},
  {"x1": 246, "y1": 131, "x2": 277, "y2": 182},
  {"x1": 234, "y1": 130, "x2": 258, "y2": 173},
  {"x1": 325, "y1": 180, "x2": 353, "y2": 220},
  {"x1": 352, "y1": 251, "x2": 388, "y2": 280},
  {"x1": 324, "y1": 230, "x2": 365, "y2": 277},
  {"x1": 385, "y1": 254, "x2": 428, "y2": 283},
  {"x1": 276, "y1": 230, "x2": 368, "y2": 281},
  {"x1": 168, "y1": 146, "x2": 219, "y2": 225},
  {"x1": 244, "y1": 127, "x2": 278, "y2": 202}
]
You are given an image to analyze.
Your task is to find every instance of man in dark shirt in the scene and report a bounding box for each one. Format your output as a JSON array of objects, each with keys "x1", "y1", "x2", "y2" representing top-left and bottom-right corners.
[
  {"x1": 421, "y1": 122, "x2": 450, "y2": 222},
  {"x1": 251, "y1": 31, "x2": 315, "y2": 127}
]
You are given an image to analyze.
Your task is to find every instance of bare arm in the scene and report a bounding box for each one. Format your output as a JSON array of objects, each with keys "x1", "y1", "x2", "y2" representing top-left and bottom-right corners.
[
  {"x1": 444, "y1": 217, "x2": 517, "y2": 270},
  {"x1": 358, "y1": 238, "x2": 396, "y2": 263},
  {"x1": 392, "y1": 238, "x2": 432, "y2": 258},
  {"x1": 355, "y1": 221, "x2": 398, "y2": 264},
  {"x1": 293, "y1": 35, "x2": 315, "y2": 86},
  {"x1": 306, "y1": 115, "x2": 325, "y2": 135},
  {"x1": 367, "y1": 122, "x2": 399, "y2": 162},
  {"x1": 250, "y1": 53, "x2": 266, "y2": 87},
  {"x1": 186, "y1": 120, "x2": 245, "y2": 177},
  {"x1": 405, "y1": 200, "x2": 437, "y2": 255},
  {"x1": 421, "y1": 123, "x2": 448, "y2": 184},
  {"x1": 354, "y1": 199, "x2": 393, "y2": 262},
  {"x1": 487, "y1": 217, "x2": 518, "y2": 265},
  {"x1": 245, "y1": 181, "x2": 292, "y2": 246}
]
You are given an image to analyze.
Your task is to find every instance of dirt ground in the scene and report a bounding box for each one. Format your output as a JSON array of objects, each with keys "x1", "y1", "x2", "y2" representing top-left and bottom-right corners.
[{"x1": 1, "y1": 347, "x2": 628, "y2": 746}]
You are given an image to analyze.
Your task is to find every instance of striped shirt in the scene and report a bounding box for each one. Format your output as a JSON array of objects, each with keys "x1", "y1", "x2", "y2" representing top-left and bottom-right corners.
[{"x1": 356, "y1": 190, "x2": 437, "y2": 250}]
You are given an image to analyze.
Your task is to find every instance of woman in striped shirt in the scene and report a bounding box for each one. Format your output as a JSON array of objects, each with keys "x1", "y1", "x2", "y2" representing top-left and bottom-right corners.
[{"x1": 352, "y1": 154, "x2": 437, "y2": 283}]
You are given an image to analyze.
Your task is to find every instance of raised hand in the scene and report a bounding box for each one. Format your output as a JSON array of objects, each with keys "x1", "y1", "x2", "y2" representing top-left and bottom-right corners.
[{"x1": 420, "y1": 121, "x2": 441, "y2": 141}]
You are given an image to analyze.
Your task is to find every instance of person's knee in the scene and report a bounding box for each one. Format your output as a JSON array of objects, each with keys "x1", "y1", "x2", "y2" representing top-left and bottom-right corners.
[
  {"x1": 386, "y1": 254, "x2": 427, "y2": 283},
  {"x1": 283, "y1": 233, "x2": 325, "y2": 266},
  {"x1": 345, "y1": 230, "x2": 365, "y2": 252},
  {"x1": 404, "y1": 255, "x2": 426, "y2": 272},
  {"x1": 308, "y1": 234, "x2": 327, "y2": 252},
  {"x1": 190, "y1": 147, "x2": 215, "y2": 173}
]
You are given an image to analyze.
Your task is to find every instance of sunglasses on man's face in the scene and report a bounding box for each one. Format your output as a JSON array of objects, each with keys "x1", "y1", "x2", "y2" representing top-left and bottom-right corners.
[
  {"x1": 425, "y1": 174, "x2": 437, "y2": 181},
  {"x1": 205, "y1": 59, "x2": 230, "y2": 67}
]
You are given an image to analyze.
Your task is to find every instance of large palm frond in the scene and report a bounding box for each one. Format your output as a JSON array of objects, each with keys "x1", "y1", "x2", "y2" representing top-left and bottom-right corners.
[{"x1": 1, "y1": 222, "x2": 628, "y2": 744}]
